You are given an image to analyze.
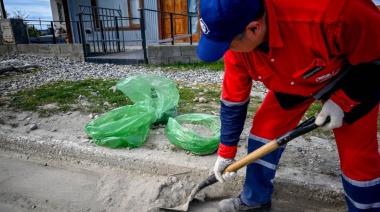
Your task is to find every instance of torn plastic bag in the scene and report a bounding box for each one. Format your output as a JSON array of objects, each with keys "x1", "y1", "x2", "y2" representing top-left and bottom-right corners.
[{"x1": 165, "y1": 113, "x2": 221, "y2": 155}]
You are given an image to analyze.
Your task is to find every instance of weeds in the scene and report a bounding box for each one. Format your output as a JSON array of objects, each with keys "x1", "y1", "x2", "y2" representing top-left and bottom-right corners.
[
  {"x1": 148, "y1": 61, "x2": 224, "y2": 72},
  {"x1": 6, "y1": 79, "x2": 132, "y2": 116}
]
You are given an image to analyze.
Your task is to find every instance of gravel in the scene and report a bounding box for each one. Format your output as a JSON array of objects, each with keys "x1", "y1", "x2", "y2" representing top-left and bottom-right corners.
[{"x1": 0, "y1": 54, "x2": 267, "y2": 97}]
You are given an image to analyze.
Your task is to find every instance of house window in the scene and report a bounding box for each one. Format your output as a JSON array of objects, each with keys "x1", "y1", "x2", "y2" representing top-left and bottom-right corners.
[
  {"x1": 188, "y1": 0, "x2": 198, "y2": 34},
  {"x1": 128, "y1": 0, "x2": 141, "y2": 26},
  {"x1": 92, "y1": 0, "x2": 143, "y2": 29}
]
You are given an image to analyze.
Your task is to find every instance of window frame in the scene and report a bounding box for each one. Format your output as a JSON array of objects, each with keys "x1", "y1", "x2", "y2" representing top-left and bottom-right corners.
[
  {"x1": 90, "y1": 0, "x2": 144, "y2": 30},
  {"x1": 127, "y1": 0, "x2": 143, "y2": 28}
]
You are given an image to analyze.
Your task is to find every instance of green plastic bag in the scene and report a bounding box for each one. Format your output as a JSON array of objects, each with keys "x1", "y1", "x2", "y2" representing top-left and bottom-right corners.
[
  {"x1": 116, "y1": 74, "x2": 179, "y2": 124},
  {"x1": 84, "y1": 102, "x2": 156, "y2": 148},
  {"x1": 165, "y1": 113, "x2": 221, "y2": 155},
  {"x1": 85, "y1": 74, "x2": 180, "y2": 149}
]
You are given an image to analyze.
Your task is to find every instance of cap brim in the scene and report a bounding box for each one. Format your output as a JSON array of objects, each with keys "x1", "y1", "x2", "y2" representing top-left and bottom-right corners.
[{"x1": 196, "y1": 34, "x2": 231, "y2": 63}]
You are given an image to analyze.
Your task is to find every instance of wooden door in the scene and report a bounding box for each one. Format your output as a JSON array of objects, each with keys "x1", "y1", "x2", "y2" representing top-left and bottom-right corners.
[{"x1": 160, "y1": 0, "x2": 189, "y2": 42}]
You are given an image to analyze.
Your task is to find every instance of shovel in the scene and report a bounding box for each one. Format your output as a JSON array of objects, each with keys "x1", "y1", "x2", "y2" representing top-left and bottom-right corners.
[{"x1": 156, "y1": 116, "x2": 326, "y2": 211}]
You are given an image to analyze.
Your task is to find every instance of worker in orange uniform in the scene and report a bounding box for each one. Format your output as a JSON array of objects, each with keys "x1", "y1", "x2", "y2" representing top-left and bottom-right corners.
[{"x1": 196, "y1": 0, "x2": 380, "y2": 211}]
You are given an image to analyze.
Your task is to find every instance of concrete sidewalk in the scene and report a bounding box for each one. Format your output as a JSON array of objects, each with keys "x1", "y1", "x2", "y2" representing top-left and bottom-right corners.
[{"x1": 0, "y1": 109, "x2": 347, "y2": 211}]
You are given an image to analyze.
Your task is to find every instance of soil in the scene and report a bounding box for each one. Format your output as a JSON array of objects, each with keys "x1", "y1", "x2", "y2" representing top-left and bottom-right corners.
[{"x1": 181, "y1": 123, "x2": 215, "y2": 137}]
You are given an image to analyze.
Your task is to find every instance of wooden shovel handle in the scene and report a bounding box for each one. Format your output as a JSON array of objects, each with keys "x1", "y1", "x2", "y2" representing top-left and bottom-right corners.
[
  {"x1": 223, "y1": 116, "x2": 327, "y2": 173},
  {"x1": 224, "y1": 140, "x2": 280, "y2": 173}
]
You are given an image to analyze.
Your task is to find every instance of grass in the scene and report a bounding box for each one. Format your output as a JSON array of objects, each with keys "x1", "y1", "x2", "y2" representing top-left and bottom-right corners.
[
  {"x1": 148, "y1": 61, "x2": 224, "y2": 72},
  {"x1": 6, "y1": 79, "x2": 133, "y2": 116},
  {"x1": 3, "y1": 79, "x2": 223, "y2": 117},
  {"x1": 0, "y1": 78, "x2": 336, "y2": 122},
  {"x1": 177, "y1": 83, "x2": 221, "y2": 114}
]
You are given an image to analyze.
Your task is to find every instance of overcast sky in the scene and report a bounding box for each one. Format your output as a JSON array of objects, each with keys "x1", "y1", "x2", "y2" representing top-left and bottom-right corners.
[{"x1": 3, "y1": 0, "x2": 52, "y2": 20}]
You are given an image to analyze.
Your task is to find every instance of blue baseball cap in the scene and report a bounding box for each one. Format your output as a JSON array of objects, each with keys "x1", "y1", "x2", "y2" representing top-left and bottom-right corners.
[{"x1": 196, "y1": 0, "x2": 262, "y2": 62}]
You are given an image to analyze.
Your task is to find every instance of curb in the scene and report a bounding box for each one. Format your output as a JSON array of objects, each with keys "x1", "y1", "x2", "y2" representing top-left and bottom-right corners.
[{"x1": 0, "y1": 132, "x2": 346, "y2": 211}]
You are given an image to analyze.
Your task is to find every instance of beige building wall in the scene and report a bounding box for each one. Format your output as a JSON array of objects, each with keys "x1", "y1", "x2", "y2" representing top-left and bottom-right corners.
[{"x1": 50, "y1": 0, "x2": 67, "y2": 35}]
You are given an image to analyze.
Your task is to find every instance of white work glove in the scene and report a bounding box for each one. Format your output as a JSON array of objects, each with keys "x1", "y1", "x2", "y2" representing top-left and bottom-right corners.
[
  {"x1": 315, "y1": 99, "x2": 344, "y2": 131},
  {"x1": 213, "y1": 156, "x2": 237, "y2": 183}
]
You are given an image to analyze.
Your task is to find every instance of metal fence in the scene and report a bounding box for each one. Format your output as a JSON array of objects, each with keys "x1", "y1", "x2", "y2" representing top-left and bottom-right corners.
[
  {"x1": 23, "y1": 19, "x2": 74, "y2": 44},
  {"x1": 77, "y1": 5, "x2": 128, "y2": 56},
  {"x1": 16, "y1": 5, "x2": 197, "y2": 64}
]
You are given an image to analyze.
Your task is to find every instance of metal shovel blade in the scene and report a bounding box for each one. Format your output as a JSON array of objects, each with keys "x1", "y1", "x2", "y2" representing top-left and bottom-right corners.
[
  {"x1": 157, "y1": 184, "x2": 200, "y2": 211},
  {"x1": 155, "y1": 174, "x2": 218, "y2": 211}
]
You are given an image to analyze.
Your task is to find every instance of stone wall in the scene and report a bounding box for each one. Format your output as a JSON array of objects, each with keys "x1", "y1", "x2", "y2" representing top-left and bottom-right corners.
[
  {"x1": 147, "y1": 45, "x2": 202, "y2": 65},
  {"x1": 0, "y1": 44, "x2": 84, "y2": 61},
  {"x1": 0, "y1": 43, "x2": 205, "y2": 65}
]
